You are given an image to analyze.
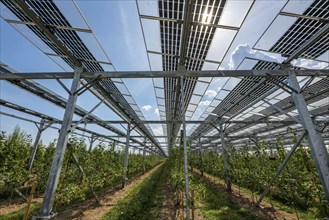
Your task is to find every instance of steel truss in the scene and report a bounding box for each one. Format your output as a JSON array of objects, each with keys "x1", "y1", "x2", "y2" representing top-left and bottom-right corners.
[{"x1": 1, "y1": 0, "x2": 329, "y2": 219}]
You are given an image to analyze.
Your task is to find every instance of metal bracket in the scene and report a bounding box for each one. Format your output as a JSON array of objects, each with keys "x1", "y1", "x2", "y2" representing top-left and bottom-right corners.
[
  {"x1": 301, "y1": 75, "x2": 316, "y2": 92},
  {"x1": 74, "y1": 75, "x2": 101, "y2": 96},
  {"x1": 70, "y1": 99, "x2": 104, "y2": 133},
  {"x1": 55, "y1": 78, "x2": 71, "y2": 95},
  {"x1": 256, "y1": 130, "x2": 307, "y2": 206},
  {"x1": 267, "y1": 74, "x2": 299, "y2": 94}
]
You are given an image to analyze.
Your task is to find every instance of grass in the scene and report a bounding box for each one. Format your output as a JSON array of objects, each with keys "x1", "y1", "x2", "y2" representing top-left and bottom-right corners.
[
  {"x1": 102, "y1": 163, "x2": 166, "y2": 220},
  {"x1": 0, "y1": 203, "x2": 41, "y2": 220},
  {"x1": 193, "y1": 175, "x2": 265, "y2": 220},
  {"x1": 194, "y1": 168, "x2": 324, "y2": 220}
]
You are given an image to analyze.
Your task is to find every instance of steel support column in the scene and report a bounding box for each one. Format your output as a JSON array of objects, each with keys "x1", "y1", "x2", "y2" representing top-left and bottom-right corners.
[
  {"x1": 88, "y1": 134, "x2": 97, "y2": 152},
  {"x1": 220, "y1": 124, "x2": 231, "y2": 191},
  {"x1": 35, "y1": 67, "x2": 82, "y2": 219},
  {"x1": 122, "y1": 123, "x2": 131, "y2": 188},
  {"x1": 181, "y1": 77, "x2": 191, "y2": 220},
  {"x1": 289, "y1": 70, "x2": 329, "y2": 201},
  {"x1": 28, "y1": 119, "x2": 45, "y2": 172},
  {"x1": 143, "y1": 137, "x2": 147, "y2": 157},
  {"x1": 198, "y1": 139, "x2": 204, "y2": 177}
]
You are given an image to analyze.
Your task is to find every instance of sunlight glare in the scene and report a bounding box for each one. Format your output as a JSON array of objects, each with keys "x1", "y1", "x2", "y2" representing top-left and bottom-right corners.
[{"x1": 201, "y1": 9, "x2": 212, "y2": 24}]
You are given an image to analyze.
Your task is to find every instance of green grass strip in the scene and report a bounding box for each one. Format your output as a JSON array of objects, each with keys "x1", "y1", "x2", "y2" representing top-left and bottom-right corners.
[
  {"x1": 193, "y1": 175, "x2": 265, "y2": 220},
  {"x1": 102, "y1": 163, "x2": 166, "y2": 220},
  {"x1": 196, "y1": 169, "x2": 321, "y2": 220},
  {"x1": 0, "y1": 203, "x2": 41, "y2": 220}
]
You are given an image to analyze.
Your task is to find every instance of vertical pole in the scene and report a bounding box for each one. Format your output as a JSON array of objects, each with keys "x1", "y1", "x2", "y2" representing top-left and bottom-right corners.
[
  {"x1": 122, "y1": 123, "x2": 130, "y2": 188},
  {"x1": 198, "y1": 139, "x2": 204, "y2": 177},
  {"x1": 28, "y1": 119, "x2": 45, "y2": 172},
  {"x1": 143, "y1": 137, "x2": 147, "y2": 157},
  {"x1": 35, "y1": 67, "x2": 82, "y2": 219},
  {"x1": 143, "y1": 137, "x2": 147, "y2": 173},
  {"x1": 181, "y1": 76, "x2": 191, "y2": 220},
  {"x1": 88, "y1": 134, "x2": 95, "y2": 152},
  {"x1": 288, "y1": 70, "x2": 329, "y2": 200},
  {"x1": 220, "y1": 124, "x2": 231, "y2": 191}
]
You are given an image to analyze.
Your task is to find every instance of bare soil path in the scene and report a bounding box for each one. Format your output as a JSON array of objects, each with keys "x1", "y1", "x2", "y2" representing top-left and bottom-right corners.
[{"x1": 0, "y1": 197, "x2": 42, "y2": 215}]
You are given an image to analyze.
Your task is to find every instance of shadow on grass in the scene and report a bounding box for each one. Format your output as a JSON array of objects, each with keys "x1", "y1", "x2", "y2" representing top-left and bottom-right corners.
[
  {"x1": 198, "y1": 178, "x2": 265, "y2": 220},
  {"x1": 102, "y1": 164, "x2": 166, "y2": 220}
]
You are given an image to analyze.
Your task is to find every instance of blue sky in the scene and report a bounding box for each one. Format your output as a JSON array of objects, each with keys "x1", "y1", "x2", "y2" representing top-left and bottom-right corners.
[{"x1": 1, "y1": 0, "x2": 328, "y2": 149}]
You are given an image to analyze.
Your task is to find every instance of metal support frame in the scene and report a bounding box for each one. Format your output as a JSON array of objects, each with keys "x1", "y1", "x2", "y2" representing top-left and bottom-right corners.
[
  {"x1": 198, "y1": 139, "x2": 204, "y2": 176},
  {"x1": 256, "y1": 130, "x2": 307, "y2": 206},
  {"x1": 220, "y1": 124, "x2": 231, "y2": 191},
  {"x1": 143, "y1": 137, "x2": 147, "y2": 157},
  {"x1": 70, "y1": 99, "x2": 104, "y2": 132},
  {"x1": 283, "y1": 22, "x2": 329, "y2": 64},
  {"x1": 34, "y1": 67, "x2": 82, "y2": 219},
  {"x1": 122, "y1": 123, "x2": 131, "y2": 188},
  {"x1": 288, "y1": 70, "x2": 329, "y2": 201},
  {"x1": 88, "y1": 134, "x2": 98, "y2": 152},
  {"x1": 267, "y1": 75, "x2": 298, "y2": 94},
  {"x1": 181, "y1": 76, "x2": 191, "y2": 220},
  {"x1": 1, "y1": 69, "x2": 328, "y2": 80},
  {"x1": 209, "y1": 123, "x2": 231, "y2": 191},
  {"x1": 55, "y1": 78, "x2": 70, "y2": 95},
  {"x1": 263, "y1": 99, "x2": 302, "y2": 125},
  {"x1": 28, "y1": 119, "x2": 45, "y2": 172}
]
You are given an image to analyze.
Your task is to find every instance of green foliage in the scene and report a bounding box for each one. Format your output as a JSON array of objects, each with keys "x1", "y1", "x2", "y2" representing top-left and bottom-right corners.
[
  {"x1": 189, "y1": 134, "x2": 329, "y2": 217},
  {"x1": 0, "y1": 127, "x2": 32, "y2": 198},
  {"x1": 0, "y1": 127, "x2": 162, "y2": 210},
  {"x1": 196, "y1": 177, "x2": 264, "y2": 220},
  {"x1": 167, "y1": 146, "x2": 206, "y2": 207}
]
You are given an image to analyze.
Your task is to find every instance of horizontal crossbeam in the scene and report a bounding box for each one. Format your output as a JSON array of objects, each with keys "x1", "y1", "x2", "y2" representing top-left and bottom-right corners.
[{"x1": 1, "y1": 69, "x2": 328, "y2": 80}]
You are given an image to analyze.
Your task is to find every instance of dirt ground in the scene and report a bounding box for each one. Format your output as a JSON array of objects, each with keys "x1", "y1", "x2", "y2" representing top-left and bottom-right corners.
[{"x1": 0, "y1": 196, "x2": 42, "y2": 215}]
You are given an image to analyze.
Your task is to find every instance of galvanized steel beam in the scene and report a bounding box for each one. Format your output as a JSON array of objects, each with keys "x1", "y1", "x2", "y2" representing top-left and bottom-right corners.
[
  {"x1": 288, "y1": 70, "x2": 329, "y2": 201},
  {"x1": 36, "y1": 67, "x2": 82, "y2": 219},
  {"x1": 1, "y1": 69, "x2": 328, "y2": 80}
]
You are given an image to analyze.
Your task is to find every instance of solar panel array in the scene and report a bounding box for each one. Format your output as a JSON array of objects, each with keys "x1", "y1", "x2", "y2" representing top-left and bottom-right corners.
[
  {"x1": 188, "y1": 0, "x2": 329, "y2": 145},
  {"x1": 157, "y1": 0, "x2": 230, "y2": 145},
  {"x1": 1, "y1": 0, "x2": 328, "y2": 151},
  {"x1": 270, "y1": 0, "x2": 328, "y2": 59},
  {"x1": 1, "y1": 0, "x2": 167, "y2": 155}
]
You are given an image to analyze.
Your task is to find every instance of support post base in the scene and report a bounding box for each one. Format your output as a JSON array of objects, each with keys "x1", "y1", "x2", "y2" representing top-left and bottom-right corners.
[{"x1": 32, "y1": 212, "x2": 57, "y2": 220}]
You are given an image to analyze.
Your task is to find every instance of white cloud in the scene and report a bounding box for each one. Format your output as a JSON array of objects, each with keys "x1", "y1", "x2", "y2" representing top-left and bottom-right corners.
[
  {"x1": 142, "y1": 105, "x2": 152, "y2": 111},
  {"x1": 292, "y1": 58, "x2": 328, "y2": 69},
  {"x1": 154, "y1": 108, "x2": 159, "y2": 115},
  {"x1": 228, "y1": 44, "x2": 280, "y2": 69},
  {"x1": 205, "y1": 90, "x2": 217, "y2": 98},
  {"x1": 199, "y1": 100, "x2": 211, "y2": 107}
]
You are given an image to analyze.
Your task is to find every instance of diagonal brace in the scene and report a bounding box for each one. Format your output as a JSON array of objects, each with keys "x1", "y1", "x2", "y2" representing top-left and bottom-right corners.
[{"x1": 256, "y1": 130, "x2": 307, "y2": 206}]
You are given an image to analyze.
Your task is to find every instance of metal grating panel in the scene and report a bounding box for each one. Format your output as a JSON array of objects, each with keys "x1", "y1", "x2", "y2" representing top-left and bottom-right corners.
[
  {"x1": 2, "y1": 0, "x2": 164, "y2": 154},
  {"x1": 158, "y1": 0, "x2": 227, "y2": 145},
  {"x1": 270, "y1": 0, "x2": 329, "y2": 59}
]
